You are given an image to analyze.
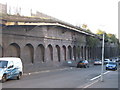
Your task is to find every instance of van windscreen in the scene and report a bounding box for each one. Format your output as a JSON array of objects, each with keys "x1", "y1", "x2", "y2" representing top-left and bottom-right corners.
[{"x1": 0, "y1": 61, "x2": 8, "y2": 68}]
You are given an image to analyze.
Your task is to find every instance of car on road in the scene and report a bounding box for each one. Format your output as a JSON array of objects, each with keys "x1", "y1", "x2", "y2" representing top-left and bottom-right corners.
[
  {"x1": 94, "y1": 59, "x2": 102, "y2": 65},
  {"x1": 106, "y1": 62, "x2": 117, "y2": 70},
  {"x1": 77, "y1": 60, "x2": 89, "y2": 68},
  {"x1": 67, "y1": 60, "x2": 75, "y2": 67},
  {"x1": 104, "y1": 59, "x2": 111, "y2": 64},
  {"x1": 111, "y1": 57, "x2": 120, "y2": 62},
  {"x1": 115, "y1": 57, "x2": 120, "y2": 62}
]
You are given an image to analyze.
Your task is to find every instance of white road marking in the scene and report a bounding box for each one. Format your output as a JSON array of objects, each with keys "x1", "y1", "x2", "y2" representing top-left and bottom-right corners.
[
  {"x1": 83, "y1": 79, "x2": 99, "y2": 88},
  {"x1": 90, "y1": 71, "x2": 110, "y2": 81},
  {"x1": 90, "y1": 67, "x2": 120, "y2": 81}
]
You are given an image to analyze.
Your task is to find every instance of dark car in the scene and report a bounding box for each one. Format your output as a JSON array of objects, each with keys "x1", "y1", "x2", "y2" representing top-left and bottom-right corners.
[
  {"x1": 77, "y1": 60, "x2": 89, "y2": 68},
  {"x1": 106, "y1": 62, "x2": 117, "y2": 70}
]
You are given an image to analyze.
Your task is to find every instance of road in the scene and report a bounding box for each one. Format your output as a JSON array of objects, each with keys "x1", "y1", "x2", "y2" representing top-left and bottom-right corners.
[{"x1": 2, "y1": 65, "x2": 119, "y2": 88}]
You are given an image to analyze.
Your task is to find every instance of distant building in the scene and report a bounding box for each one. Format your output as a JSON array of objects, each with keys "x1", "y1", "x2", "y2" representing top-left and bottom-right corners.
[{"x1": 0, "y1": 3, "x2": 7, "y2": 14}]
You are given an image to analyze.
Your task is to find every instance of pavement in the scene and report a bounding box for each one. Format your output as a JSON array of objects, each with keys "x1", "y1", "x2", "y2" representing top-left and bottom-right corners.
[{"x1": 81, "y1": 68, "x2": 119, "y2": 89}]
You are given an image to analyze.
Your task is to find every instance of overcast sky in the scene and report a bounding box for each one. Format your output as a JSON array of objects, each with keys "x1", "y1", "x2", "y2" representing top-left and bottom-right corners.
[{"x1": 0, "y1": 0, "x2": 119, "y2": 38}]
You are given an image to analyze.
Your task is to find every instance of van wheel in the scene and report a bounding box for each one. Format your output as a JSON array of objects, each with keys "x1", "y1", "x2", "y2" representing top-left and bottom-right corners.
[
  {"x1": 2, "y1": 75, "x2": 7, "y2": 83},
  {"x1": 106, "y1": 67, "x2": 108, "y2": 70},
  {"x1": 77, "y1": 65, "x2": 79, "y2": 68},
  {"x1": 17, "y1": 73, "x2": 22, "y2": 80}
]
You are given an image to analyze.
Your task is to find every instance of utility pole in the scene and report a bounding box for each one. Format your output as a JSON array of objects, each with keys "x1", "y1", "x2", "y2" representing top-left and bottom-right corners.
[{"x1": 101, "y1": 33, "x2": 105, "y2": 82}]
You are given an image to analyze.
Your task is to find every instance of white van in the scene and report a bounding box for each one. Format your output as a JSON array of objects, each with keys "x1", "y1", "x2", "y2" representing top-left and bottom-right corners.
[{"x1": 0, "y1": 57, "x2": 23, "y2": 83}]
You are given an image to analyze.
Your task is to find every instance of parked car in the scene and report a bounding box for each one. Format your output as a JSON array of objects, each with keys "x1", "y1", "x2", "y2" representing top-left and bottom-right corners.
[
  {"x1": 67, "y1": 60, "x2": 75, "y2": 67},
  {"x1": 77, "y1": 60, "x2": 89, "y2": 68},
  {"x1": 104, "y1": 59, "x2": 111, "y2": 64},
  {"x1": 111, "y1": 57, "x2": 119, "y2": 62},
  {"x1": 106, "y1": 62, "x2": 117, "y2": 70},
  {"x1": 0, "y1": 57, "x2": 23, "y2": 83},
  {"x1": 115, "y1": 57, "x2": 120, "y2": 62},
  {"x1": 94, "y1": 59, "x2": 102, "y2": 65}
]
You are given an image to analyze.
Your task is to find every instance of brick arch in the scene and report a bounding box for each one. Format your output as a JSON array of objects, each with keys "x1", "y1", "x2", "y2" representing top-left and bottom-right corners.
[
  {"x1": 47, "y1": 44, "x2": 53, "y2": 61},
  {"x1": 36, "y1": 44, "x2": 45, "y2": 62},
  {"x1": 6, "y1": 43, "x2": 20, "y2": 57},
  {"x1": 73, "y1": 46, "x2": 76, "y2": 60},
  {"x1": 84, "y1": 46, "x2": 87, "y2": 60},
  {"x1": 81, "y1": 46, "x2": 84, "y2": 59},
  {"x1": 87, "y1": 47, "x2": 91, "y2": 60},
  {"x1": 0, "y1": 45, "x2": 3, "y2": 57},
  {"x1": 62, "y1": 45, "x2": 66, "y2": 61},
  {"x1": 24, "y1": 44, "x2": 34, "y2": 64},
  {"x1": 77, "y1": 46, "x2": 80, "y2": 59},
  {"x1": 56, "y1": 45, "x2": 60, "y2": 62},
  {"x1": 68, "y1": 45, "x2": 72, "y2": 60}
]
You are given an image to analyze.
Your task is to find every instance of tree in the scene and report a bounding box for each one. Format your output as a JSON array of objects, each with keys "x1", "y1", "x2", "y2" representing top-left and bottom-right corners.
[
  {"x1": 107, "y1": 34, "x2": 117, "y2": 43},
  {"x1": 86, "y1": 36, "x2": 99, "y2": 48},
  {"x1": 86, "y1": 29, "x2": 100, "y2": 47},
  {"x1": 96, "y1": 29, "x2": 106, "y2": 35},
  {"x1": 82, "y1": 24, "x2": 88, "y2": 29},
  {"x1": 96, "y1": 29, "x2": 109, "y2": 42}
]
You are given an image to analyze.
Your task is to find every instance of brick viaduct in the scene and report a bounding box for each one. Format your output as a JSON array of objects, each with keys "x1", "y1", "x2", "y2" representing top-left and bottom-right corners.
[{"x1": 0, "y1": 15, "x2": 119, "y2": 72}]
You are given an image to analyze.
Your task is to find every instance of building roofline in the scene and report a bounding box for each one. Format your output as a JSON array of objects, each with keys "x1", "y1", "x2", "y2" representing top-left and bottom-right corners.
[{"x1": 1, "y1": 14, "x2": 99, "y2": 38}]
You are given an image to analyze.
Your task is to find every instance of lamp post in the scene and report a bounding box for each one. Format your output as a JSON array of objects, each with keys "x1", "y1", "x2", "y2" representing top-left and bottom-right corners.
[{"x1": 101, "y1": 33, "x2": 105, "y2": 82}]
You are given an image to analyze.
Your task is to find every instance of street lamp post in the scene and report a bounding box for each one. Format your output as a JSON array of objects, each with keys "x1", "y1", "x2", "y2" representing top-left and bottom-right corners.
[{"x1": 101, "y1": 33, "x2": 105, "y2": 82}]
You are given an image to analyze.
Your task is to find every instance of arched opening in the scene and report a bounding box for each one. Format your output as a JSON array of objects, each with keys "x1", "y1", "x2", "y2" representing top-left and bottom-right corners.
[
  {"x1": 0, "y1": 45, "x2": 3, "y2": 57},
  {"x1": 87, "y1": 47, "x2": 90, "y2": 60},
  {"x1": 68, "y1": 45, "x2": 72, "y2": 60},
  {"x1": 86, "y1": 47, "x2": 89, "y2": 60},
  {"x1": 73, "y1": 46, "x2": 76, "y2": 61},
  {"x1": 84, "y1": 46, "x2": 86, "y2": 60},
  {"x1": 89, "y1": 47, "x2": 92, "y2": 59},
  {"x1": 56, "y1": 45, "x2": 60, "y2": 62},
  {"x1": 62, "y1": 45, "x2": 66, "y2": 61},
  {"x1": 47, "y1": 44, "x2": 53, "y2": 61},
  {"x1": 77, "y1": 46, "x2": 80, "y2": 60},
  {"x1": 24, "y1": 44, "x2": 34, "y2": 64},
  {"x1": 7, "y1": 43, "x2": 20, "y2": 57},
  {"x1": 36, "y1": 44, "x2": 45, "y2": 62},
  {"x1": 81, "y1": 46, "x2": 83, "y2": 59}
]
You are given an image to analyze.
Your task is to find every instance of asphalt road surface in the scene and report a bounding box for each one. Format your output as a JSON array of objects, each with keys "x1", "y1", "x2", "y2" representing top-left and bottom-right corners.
[{"x1": 2, "y1": 65, "x2": 119, "y2": 88}]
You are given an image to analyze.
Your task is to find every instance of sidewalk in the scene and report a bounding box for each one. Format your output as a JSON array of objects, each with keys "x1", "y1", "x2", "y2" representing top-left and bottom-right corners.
[{"x1": 86, "y1": 70, "x2": 119, "y2": 88}]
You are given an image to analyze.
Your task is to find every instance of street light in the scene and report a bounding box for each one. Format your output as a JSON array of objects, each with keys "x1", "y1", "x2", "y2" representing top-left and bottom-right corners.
[{"x1": 101, "y1": 33, "x2": 105, "y2": 82}]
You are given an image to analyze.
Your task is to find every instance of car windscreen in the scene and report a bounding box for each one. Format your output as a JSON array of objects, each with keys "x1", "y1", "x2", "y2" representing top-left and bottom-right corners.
[
  {"x1": 108, "y1": 62, "x2": 116, "y2": 65},
  {"x1": 84, "y1": 60, "x2": 88, "y2": 63},
  {"x1": 104, "y1": 60, "x2": 108, "y2": 61},
  {"x1": 0, "y1": 61, "x2": 8, "y2": 68},
  {"x1": 79, "y1": 61, "x2": 83, "y2": 63},
  {"x1": 95, "y1": 60, "x2": 100, "y2": 61}
]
